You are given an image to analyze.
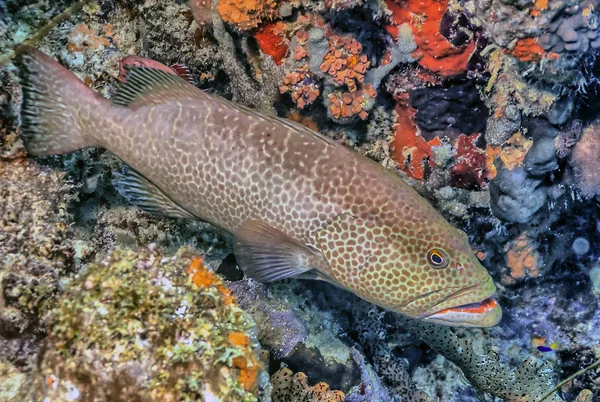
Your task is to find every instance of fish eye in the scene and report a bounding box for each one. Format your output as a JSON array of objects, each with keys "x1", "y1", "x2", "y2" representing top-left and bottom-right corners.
[{"x1": 427, "y1": 248, "x2": 449, "y2": 269}]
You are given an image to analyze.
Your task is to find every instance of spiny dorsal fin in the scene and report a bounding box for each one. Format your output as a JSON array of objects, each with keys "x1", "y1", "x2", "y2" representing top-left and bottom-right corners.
[
  {"x1": 113, "y1": 67, "x2": 206, "y2": 108},
  {"x1": 234, "y1": 220, "x2": 320, "y2": 282},
  {"x1": 112, "y1": 165, "x2": 195, "y2": 219},
  {"x1": 169, "y1": 63, "x2": 195, "y2": 85}
]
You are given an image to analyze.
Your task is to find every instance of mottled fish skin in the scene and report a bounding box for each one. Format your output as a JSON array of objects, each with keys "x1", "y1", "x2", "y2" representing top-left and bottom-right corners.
[{"x1": 16, "y1": 47, "x2": 501, "y2": 327}]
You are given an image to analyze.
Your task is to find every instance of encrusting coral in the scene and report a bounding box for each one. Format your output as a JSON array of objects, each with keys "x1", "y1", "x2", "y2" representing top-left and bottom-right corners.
[
  {"x1": 280, "y1": 65, "x2": 321, "y2": 109},
  {"x1": 326, "y1": 84, "x2": 377, "y2": 121},
  {"x1": 25, "y1": 247, "x2": 265, "y2": 401}
]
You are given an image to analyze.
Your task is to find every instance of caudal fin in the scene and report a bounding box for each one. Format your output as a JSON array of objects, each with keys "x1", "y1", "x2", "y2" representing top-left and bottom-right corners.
[{"x1": 15, "y1": 46, "x2": 104, "y2": 155}]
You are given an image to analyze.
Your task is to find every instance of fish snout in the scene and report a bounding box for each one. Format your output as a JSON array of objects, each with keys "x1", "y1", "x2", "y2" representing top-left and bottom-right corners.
[{"x1": 418, "y1": 278, "x2": 502, "y2": 327}]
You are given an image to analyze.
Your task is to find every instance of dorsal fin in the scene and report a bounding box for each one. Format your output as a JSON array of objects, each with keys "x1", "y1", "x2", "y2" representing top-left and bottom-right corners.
[
  {"x1": 115, "y1": 67, "x2": 343, "y2": 150},
  {"x1": 113, "y1": 67, "x2": 206, "y2": 108},
  {"x1": 169, "y1": 63, "x2": 195, "y2": 85}
]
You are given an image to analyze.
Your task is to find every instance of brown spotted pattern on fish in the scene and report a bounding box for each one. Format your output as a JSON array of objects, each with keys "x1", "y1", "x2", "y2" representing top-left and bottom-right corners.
[{"x1": 15, "y1": 46, "x2": 501, "y2": 327}]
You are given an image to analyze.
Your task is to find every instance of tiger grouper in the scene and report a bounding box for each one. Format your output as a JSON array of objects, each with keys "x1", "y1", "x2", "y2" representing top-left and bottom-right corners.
[{"x1": 15, "y1": 46, "x2": 501, "y2": 327}]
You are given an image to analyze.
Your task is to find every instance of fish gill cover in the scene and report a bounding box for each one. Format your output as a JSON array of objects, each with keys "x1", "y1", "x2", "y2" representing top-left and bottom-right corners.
[{"x1": 0, "y1": 0, "x2": 599, "y2": 401}]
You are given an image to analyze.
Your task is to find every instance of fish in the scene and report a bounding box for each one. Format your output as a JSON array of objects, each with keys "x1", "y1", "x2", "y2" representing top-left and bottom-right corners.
[
  {"x1": 15, "y1": 46, "x2": 502, "y2": 327},
  {"x1": 537, "y1": 342, "x2": 559, "y2": 352}
]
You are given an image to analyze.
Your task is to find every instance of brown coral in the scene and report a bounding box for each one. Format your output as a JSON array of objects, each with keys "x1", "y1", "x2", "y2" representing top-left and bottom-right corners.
[
  {"x1": 216, "y1": 0, "x2": 280, "y2": 31},
  {"x1": 271, "y1": 367, "x2": 345, "y2": 402}
]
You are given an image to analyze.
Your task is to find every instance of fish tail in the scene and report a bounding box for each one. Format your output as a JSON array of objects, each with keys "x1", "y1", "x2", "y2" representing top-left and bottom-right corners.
[{"x1": 15, "y1": 45, "x2": 106, "y2": 155}]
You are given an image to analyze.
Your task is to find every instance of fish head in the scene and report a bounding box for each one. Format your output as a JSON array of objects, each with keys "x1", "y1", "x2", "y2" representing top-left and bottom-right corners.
[
  {"x1": 386, "y1": 224, "x2": 501, "y2": 327},
  {"x1": 317, "y1": 214, "x2": 500, "y2": 328}
]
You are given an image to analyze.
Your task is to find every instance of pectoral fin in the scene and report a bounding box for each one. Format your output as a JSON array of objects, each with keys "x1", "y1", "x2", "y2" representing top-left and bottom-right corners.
[
  {"x1": 234, "y1": 220, "x2": 321, "y2": 282},
  {"x1": 112, "y1": 165, "x2": 195, "y2": 219}
]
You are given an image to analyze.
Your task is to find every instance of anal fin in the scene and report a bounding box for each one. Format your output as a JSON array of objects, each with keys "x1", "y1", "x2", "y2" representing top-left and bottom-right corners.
[
  {"x1": 234, "y1": 220, "x2": 320, "y2": 282},
  {"x1": 112, "y1": 165, "x2": 195, "y2": 219}
]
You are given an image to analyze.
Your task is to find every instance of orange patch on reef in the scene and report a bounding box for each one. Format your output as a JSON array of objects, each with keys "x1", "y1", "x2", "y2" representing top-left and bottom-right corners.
[
  {"x1": 254, "y1": 21, "x2": 288, "y2": 65},
  {"x1": 287, "y1": 111, "x2": 319, "y2": 130},
  {"x1": 187, "y1": 257, "x2": 217, "y2": 288},
  {"x1": 385, "y1": 0, "x2": 475, "y2": 76},
  {"x1": 216, "y1": 0, "x2": 279, "y2": 30},
  {"x1": 530, "y1": 0, "x2": 548, "y2": 16},
  {"x1": 228, "y1": 332, "x2": 251, "y2": 347},
  {"x1": 187, "y1": 257, "x2": 235, "y2": 305},
  {"x1": 232, "y1": 356, "x2": 260, "y2": 391},
  {"x1": 485, "y1": 132, "x2": 533, "y2": 179},
  {"x1": 506, "y1": 37, "x2": 560, "y2": 62},
  {"x1": 67, "y1": 23, "x2": 113, "y2": 52},
  {"x1": 391, "y1": 104, "x2": 440, "y2": 180},
  {"x1": 503, "y1": 232, "x2": 540, "y2": 284}
]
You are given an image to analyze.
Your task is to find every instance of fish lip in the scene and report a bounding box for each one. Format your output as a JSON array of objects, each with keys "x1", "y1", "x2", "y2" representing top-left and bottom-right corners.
[
  {"x1": 421, "y1": 299, "x2": 501, "y2": 327},
  {"x1": 415, "y1": 277, "x2": 496, "y2": 319}
]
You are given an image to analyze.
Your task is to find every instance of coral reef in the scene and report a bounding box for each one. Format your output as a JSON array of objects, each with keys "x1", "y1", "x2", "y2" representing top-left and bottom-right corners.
[
  {"x1": 401, "y1": 317, "x2": 565, "y2": 402},
  {"x1": 326, "y1": 83, "x2": 376, "y2": 121},
  {"x1": 2, "y1": 0, "x2": 600, "y2": 400},
  {"x1": 0, "y1": 154, "x2": 76, "y2": 368},
  {"x1": 27, "y1": 247, "x2": 265, "y2": 401}
]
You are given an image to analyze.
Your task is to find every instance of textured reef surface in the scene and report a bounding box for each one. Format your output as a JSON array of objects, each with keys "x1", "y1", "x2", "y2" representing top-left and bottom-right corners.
[{"x1": 1, "y1": 0, "x2": 600, "y2": 401}]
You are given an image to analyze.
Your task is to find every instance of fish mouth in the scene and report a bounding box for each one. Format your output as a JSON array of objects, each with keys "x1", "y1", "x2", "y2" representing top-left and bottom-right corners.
[{"x1": 420, "y1": 278, "x2": 502, "y2": 327}]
